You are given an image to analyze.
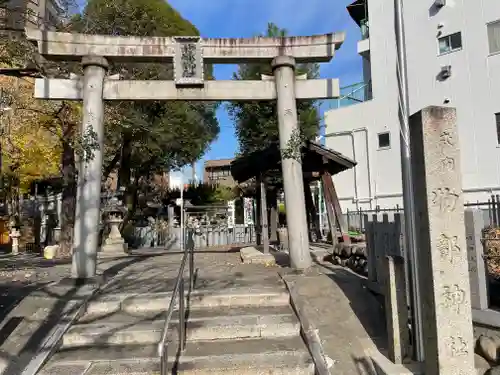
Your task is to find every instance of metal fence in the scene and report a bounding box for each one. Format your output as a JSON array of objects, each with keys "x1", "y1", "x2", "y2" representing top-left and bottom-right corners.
[
  {"x1": 344, "y1": 196, "x2": 500, "y2": 233},
  {"x1": 344, "y1": 205, "x2": 403, "y2": 233},
  {"x1": 465, "y1": 195, "x2": 500, "y2": 228},
  {"x1": 361, "y1": 204, "x2": 500, "y2": 318}
]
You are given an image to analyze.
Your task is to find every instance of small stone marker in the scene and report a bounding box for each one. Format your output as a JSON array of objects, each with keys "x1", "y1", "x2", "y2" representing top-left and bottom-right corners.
[
  {"x1": 465, "y1": 209, "x2": 489, "y2": 311},
  {"x1": 384, "y1": 255, "x2": 410, "y2": 364},
  {"x1": 410, "y1": 106, "x2": 475, "y2": 374},
  {"x1": 240, "y1": 246, "x2": 276, "y2": 266}
]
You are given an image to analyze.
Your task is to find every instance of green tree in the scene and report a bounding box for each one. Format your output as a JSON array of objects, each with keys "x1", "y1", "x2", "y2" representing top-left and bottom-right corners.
[
  {"x1": 227, "y1": 22, "x2": 320, "y2": 157},
  {"x1": 72, "y1": 0, "x2": 219, "y2": 215},
  {"x1": 1, "y1": 0, "x2": 219, "y2": 257}
]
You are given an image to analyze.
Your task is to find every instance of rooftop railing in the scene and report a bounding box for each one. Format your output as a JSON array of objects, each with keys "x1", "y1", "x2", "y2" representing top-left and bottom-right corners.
[{"x1": 329, "y1": 80, "x2": 372, "y2": 110}]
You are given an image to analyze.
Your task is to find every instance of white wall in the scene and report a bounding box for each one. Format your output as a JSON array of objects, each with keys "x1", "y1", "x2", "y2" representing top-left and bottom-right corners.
[{"x1": 326, "y1": 0, "x2": 500, "y2": 210}]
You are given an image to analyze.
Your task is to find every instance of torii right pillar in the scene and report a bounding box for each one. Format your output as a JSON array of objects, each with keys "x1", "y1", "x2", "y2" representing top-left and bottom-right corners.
[{"x1": 272, "y1": 56, "x2": 312, "y2": 270}]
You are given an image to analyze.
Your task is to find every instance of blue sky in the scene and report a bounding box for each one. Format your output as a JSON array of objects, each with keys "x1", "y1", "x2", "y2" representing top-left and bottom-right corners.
[{"x1": 166, "y1": 0, "x2": 364, "y2": 179}]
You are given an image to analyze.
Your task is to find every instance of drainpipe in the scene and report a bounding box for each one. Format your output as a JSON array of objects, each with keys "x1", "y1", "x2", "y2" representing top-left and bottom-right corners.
[{"x1": 324, "y1": 127, "x2": 373, "y2": 209}]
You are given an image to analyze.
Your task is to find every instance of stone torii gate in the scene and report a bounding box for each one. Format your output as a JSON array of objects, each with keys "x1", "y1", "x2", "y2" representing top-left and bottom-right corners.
[{"x1": 25, "y1": 28, "x2": 345, "y2": 280}]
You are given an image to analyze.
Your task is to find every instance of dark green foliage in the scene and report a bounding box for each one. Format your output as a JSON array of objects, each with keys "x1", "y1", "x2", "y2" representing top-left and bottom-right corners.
[
  {"x1": 227, "y1": 23, "x2": 320, "y2": 157},
  {"x1": 72, "y1": 0, "x2": 198, "y2": 37},
  {"x1": 72, "y1": 0, "x2": 219, "y2": 176},
  {"x1": 166, "y1": 183, "x2": 236, "y2": 205}
]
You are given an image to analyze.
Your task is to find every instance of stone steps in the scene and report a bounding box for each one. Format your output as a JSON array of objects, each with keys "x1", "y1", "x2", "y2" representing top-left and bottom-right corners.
[
  {"x1": 49, "y1": 336, "x2": 308, "y2": 363},
  {"x1": 41, "y1": 350, "x2": 314, "y2": 375},
  {"x1": 85, "y1": 285, "x2": 290, "y2": 315},
  {"x1": 61, "y1": 310, "x2": 300, "y2": 348},
  {"x1": 78, "y1": 304, "x2": 294, "y2": 324},
  {"x1": 38, "y1": 284, "x2": 314, "y2": 374}
]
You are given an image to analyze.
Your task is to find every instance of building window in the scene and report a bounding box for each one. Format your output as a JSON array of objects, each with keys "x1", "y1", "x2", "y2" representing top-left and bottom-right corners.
[
  {"x1": 438, "y1": 32, "x2": 462, "y2": 55},
  {"x1": 496, "y1": 113, "x2": 500, "y2": 144},
  {"x1": 488, "y1": 20, "x2": 500, "y2": 55},
  {"x1": 378, "y1": 132, "x2": 391, "y2": 149}
]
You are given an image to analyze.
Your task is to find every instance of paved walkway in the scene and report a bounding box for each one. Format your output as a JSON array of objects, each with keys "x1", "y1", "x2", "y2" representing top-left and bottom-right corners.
[
  {"x1": 282, "y1": 246, "x2": 387, "y2": 375},
  {"x1": 0, "y1": 246, "x2": 388, "y2": 375}
]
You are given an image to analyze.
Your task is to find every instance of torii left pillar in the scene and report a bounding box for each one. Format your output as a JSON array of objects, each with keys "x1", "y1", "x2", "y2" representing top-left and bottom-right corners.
[{"x1": 71, "y1": 56, "x2": 108, "y2": 281}]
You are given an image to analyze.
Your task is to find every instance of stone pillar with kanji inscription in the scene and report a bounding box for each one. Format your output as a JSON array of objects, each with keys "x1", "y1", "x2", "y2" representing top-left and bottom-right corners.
[{"x1": 410, "y1": 106, "x2": 475, "y2": 374}]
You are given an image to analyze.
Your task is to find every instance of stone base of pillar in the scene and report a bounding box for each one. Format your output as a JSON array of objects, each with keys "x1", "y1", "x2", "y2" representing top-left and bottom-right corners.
[
  {"x1": 99, "y1": 216, "x2": 129, "y2": 257},
  {"x1": 99, "y1": 240, "x2": 129, "y2": 257},
  {"x1": 59, "y1": 275, "x2": 103, "y2": 288}
]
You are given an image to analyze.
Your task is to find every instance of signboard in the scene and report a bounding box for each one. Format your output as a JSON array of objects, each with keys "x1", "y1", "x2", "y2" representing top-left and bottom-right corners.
[
  {"x1": 243, "y1": 197, "x2": 254, "y2": 227},
  {"x1": 227, "y1": 200, "x2": 235, "y2": 229}
]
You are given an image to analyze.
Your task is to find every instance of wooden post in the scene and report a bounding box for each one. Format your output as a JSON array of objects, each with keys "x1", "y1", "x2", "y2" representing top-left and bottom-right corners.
[
  {"x1": 260, "y1": 177, "x2": 270, "y2": 253},
  {"x1": 321, "y1": 175, "x2": 337, "y2": 246},
  {"x1": 304, "y1": 180, "x2": 321, "y2": 242},
  {"x1": 323, "y1": 171, "x2": 350, "y2": 244}
]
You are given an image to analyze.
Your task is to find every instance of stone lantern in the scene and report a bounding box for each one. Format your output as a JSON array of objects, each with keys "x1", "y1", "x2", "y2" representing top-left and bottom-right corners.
[
  {"x1": 9, "y1": 227, "x2": 21, "y2": 255},
  {"x1": 100, "y1": 196, "x2": 128, "y2": 256}
]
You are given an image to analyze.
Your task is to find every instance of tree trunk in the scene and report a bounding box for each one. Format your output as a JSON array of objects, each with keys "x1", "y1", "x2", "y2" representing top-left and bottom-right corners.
[
  {"x1": 118, "y1": 135, "x2": 132, "y2": 191},
  {"x1": 103, "y1": 149, "x2": 121, "y2": 181},
  {"x1": 58, "y1": 119, "x2": 77, "y2": 259},
  {"x1": 120, "y1": 175, "x2": 140, "y2": 232},
  {"x1": 6, "y1": 167, "x2": 21, "y2": 229}
]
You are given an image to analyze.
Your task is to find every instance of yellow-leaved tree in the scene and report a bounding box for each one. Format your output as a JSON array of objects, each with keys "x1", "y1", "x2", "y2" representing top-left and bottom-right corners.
[
  {"x1": 0, "y1": 75, "x2": 62, "y2": 212},
  {"x1": 3, "y1": 117, "x2": 61, "y2": 193}
]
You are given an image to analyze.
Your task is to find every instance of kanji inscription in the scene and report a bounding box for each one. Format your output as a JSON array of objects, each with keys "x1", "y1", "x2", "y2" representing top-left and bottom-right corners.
[
  {"x1": 431, "y1": 187, "x2": 459, "y2": 212},
  {"x1": 441, "y1": 284, "x2": 466, "y2": 313},
  {"x1": 437, "y1": 234, "x2": 462, "y2": 263}
]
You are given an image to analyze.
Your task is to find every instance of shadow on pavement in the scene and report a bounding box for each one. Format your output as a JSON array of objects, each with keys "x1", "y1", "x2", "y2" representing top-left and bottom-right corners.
[{"x1": 0, "y1": 252, "x2": 168, "y2": 375}]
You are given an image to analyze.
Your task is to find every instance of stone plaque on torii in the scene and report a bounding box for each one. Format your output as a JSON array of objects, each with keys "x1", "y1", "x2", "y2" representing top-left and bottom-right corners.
[{"x1": 25, "y1": 28, "x2": 345, "y2": 280}]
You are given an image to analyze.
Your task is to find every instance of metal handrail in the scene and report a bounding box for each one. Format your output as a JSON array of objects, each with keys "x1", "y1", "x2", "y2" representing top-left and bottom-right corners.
[{"x1": 157, "y1": 221, "x2": 195, "y2": 375}]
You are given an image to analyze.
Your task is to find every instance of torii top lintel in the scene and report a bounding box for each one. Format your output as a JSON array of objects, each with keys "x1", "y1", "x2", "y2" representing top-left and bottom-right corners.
[{"x1": 25, "y1": 28, "x2": 345, "y2": 64}]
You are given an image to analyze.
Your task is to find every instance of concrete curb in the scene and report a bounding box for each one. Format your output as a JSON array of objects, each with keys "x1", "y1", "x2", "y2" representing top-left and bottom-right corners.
[{"x1": 280, "y1": 277, "x2": 333, "y2": 375}]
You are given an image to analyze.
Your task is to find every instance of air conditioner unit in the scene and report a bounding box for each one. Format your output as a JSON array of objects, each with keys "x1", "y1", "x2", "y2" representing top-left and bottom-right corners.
[
  {"x1": 440, "y1": 65, "x2": 452, "y2": 79},
  {"x1": 435, "y1": 0, "x2": 446, "y2": 8}
]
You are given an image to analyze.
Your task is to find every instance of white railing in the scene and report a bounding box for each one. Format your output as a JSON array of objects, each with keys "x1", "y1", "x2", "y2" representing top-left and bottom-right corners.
[{"x1": 330, "y1": 81, "x2": 372, "y2": 110}]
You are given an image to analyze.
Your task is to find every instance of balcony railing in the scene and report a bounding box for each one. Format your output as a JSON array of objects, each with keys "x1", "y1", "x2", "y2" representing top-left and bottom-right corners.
[{"x1": 329, "y1": 81, "x2": 372, "y2": 110}]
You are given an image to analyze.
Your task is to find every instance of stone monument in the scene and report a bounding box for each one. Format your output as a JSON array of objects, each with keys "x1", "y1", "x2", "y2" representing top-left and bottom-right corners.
[
  {"x1": 410, "y1": 106, "x2": 475, "y2": 374},
  {"x1": 25, "y1": 28, "x2": 345, "y2": 278}
]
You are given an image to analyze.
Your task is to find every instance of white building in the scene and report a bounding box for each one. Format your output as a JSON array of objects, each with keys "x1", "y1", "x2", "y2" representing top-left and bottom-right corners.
[
  {"x1": 0, "y1": 0, "x2": 62, "y2": 34},
  {"x1": 325, "y1": 0, "x2": 500, "y2": 210},
  {"x1": 169, "y1": 166, "x2": 198, "y2": 190}
]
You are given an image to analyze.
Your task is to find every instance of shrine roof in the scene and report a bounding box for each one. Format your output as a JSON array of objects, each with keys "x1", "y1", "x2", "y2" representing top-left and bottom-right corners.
[{"x1": 230, "y1": 140, "x2": 356, "y2": 183}]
